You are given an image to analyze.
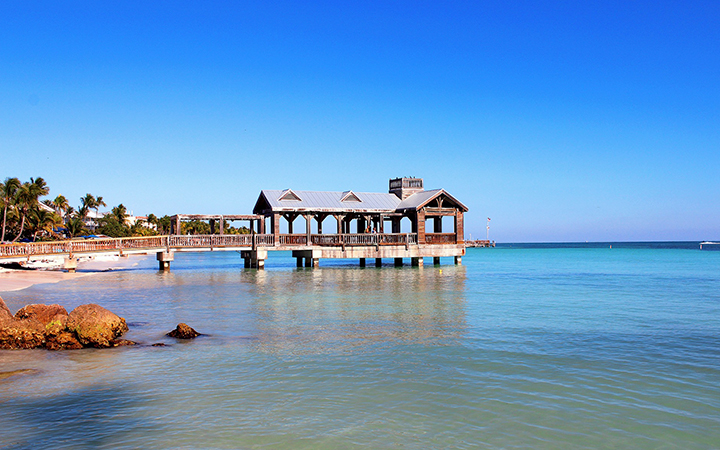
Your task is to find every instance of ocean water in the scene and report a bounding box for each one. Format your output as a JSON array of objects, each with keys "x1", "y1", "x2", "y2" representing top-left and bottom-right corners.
[{"x1": 1, "y1": 244, "x2": 719, "y2": 449}]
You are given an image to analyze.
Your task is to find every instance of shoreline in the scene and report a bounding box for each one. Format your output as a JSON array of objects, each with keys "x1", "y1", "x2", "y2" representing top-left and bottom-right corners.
[{"x1": 0, "y1": 255, "x2": 148, "y2": 292}]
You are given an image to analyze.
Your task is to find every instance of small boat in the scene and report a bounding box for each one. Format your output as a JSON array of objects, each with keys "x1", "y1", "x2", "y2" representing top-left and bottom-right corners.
[{"x1": 700, "y1": 242, "x2": 720, "y2": 250}]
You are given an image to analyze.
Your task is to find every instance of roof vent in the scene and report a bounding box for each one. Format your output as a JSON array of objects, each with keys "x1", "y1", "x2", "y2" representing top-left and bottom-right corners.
[
  {"x1": 278, "y1": 189, "x2": 302, "y2": 202},
  {"x1": 340, "y1": 191, "x2": 362, "y2": 202}
]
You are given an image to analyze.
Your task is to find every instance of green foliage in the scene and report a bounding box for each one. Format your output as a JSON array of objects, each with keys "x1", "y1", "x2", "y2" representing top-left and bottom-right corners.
[{"x1": 96, "y1": 214, "x2": 130, "y2": 238}]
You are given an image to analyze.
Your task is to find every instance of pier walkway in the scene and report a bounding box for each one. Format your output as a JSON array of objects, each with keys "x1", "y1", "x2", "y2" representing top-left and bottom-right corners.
[{"x1": 0, "y1": 232, "x2": 465, "y2": 271}]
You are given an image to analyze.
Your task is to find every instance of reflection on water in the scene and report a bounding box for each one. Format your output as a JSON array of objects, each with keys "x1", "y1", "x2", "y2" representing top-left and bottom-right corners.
[
  {"x1": 247, "y1": 266, "x2": 467, "y2": 354},
  {"x1": 1, "y1": 248, "x2": 719, "y2": 449}
]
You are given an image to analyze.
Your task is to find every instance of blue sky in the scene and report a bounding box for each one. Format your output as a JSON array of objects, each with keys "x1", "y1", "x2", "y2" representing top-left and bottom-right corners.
[{"x1": 1, "y1": 1, "x2": 718, "y2": 242}]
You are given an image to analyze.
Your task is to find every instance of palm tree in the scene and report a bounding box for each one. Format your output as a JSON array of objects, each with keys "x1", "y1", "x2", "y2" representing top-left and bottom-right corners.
[
  {"x1": 111, "y1": 204, "x2": 128, "y2": 225},
  {"x1": 1, "y1": 177, "x2": 21, "y2": 242},
  {"x1": 80, "y1": 194, "x2": 96, "y2": 218},
  {"x1": 11, "y1": 177, "x2": 50, "y2": 242},
  {"x1": 53, "y1": 195, "x2": 70, "y2": 220},
  {"x1": 66, "y1": 216, "x2": 88, "y2": 238},
  {"x1": 94, "y1": 196, "x2": 106, "y2": 215},
  {"x1": 30, "y1": 209, "x2": 62, "y2": 241}
]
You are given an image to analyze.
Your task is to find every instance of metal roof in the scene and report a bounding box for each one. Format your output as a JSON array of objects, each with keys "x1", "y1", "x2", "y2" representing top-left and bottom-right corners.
[
  {"x1": 256, "y1": 190, "x2": 401, "y2": 213},
  {"x1": 254, "y1": 188, "x2": 469, "y2": 214},
  {"x1": 397, "y1": 189, "x2": 469, "y2": 212}
]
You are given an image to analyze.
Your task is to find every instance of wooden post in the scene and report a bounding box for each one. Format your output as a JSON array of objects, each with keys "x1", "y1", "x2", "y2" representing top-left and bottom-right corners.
[
  {"x1": 375, "y1": 258, "x2": 382, "y2": 267},
  {"x1": 219, "y1": 217, "x2": 224, "y2": 235},
  {"x1": 392, "y1": 217, "x2": 400, "y2": 233},
  {"x1": 359, "y1": 258, "x2": 366, "y2": 267},
  {"x1": 305, "y1": 213, "x2": 312, "y2": 244},
  {"x1": 416, "y1": 210, "x2": 426, "y2": 244},
  {"x1": 335, "y1": 214, "x2": 344, "y2": 234},
  {"x1": 455, "y1": 211, "x2": 464, "y2": 244},
  {"x1": 433, "y1": 257, "x2": 440, "y2": 265},
  {"x1": 272, "y1": 213, "x2": 280, "y2": 245}
]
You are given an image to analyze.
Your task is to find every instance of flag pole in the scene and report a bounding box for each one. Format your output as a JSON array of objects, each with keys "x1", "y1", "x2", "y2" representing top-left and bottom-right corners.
[{"x1": 486, "y1": 218, "x2": 490, "y2": 241}]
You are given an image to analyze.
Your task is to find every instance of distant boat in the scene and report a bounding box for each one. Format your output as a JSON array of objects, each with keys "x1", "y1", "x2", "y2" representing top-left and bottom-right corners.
[{"x1": 700, "y1": 242, "x2": 720, "y2": 250}]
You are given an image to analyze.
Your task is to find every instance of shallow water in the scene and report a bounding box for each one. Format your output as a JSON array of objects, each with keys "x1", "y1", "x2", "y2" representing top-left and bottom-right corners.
[{"x1": 1, "y1": 245, "x2": 719, "y2": 449}]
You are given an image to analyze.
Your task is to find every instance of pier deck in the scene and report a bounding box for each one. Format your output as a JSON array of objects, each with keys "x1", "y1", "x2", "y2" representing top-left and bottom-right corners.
[{"x1": 0, "y1": 233, "x2": 465, "y2": 271}]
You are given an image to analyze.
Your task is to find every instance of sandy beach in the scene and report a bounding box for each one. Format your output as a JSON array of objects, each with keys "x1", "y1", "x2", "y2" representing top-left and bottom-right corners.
[{"x1": 0, "y1": 255, "x2": 148, "y2": 292}]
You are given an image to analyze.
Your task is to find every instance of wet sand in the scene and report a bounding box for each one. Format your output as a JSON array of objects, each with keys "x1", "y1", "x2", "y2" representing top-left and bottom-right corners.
[{"x1": 0, "y1": 255, "x2": 147, "y2": 292}]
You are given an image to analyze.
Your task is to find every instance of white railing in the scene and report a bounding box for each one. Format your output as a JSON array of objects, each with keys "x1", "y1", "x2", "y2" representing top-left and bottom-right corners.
[{"x1": 1, "y1": 231, "x2": 456, "y2": 259}]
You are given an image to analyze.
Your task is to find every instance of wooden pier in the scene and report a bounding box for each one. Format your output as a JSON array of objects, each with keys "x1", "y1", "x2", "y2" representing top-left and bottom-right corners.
[{"x1": 0, "y1": 177, "x2": 471, "y2": 271}]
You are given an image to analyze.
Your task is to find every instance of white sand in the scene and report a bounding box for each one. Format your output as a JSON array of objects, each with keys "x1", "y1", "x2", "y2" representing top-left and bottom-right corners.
[{"x1": 0, "y1": 254, "x2": 148, "y2": 292}]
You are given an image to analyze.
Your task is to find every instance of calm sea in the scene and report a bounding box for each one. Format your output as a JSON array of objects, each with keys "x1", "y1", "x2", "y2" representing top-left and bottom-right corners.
[{"x1": 1, "y1": 243, "x2": 719, "y2": 449}]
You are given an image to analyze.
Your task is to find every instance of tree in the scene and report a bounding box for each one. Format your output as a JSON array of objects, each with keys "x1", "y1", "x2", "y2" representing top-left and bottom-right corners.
[
  {"x1": 66, "y1": 217, "x2": 88, "y2": 238},
  {"x1": 12, "y1": 177, "x2": 49, "y2": 242},
  {"x1": 53, "y1": 195, "x2": 70, "y2": 221},
  {"x1": 0, "y1": 177, "x2": 21, "y2": 242},
  {"x1": 111, "y1": 204, "x2": 127, "y2": 224},
  {"x1": 29, "y1": 208, "x2": 62, "y2": 241}
]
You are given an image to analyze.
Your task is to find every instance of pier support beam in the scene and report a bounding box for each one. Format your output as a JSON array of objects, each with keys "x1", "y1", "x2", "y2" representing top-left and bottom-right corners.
[
  {"x1": 157, "y1": 251, "x2": 174, "y2": 271},
  {"x1": 394, "y1": 258, "x2": 403, "y2": 267},
  {"x1": 454, "y1": 256, "x2": 462, "y2": 265},
  {"x1": 411, "y1": 257, "x2": 423, "y2": 267},
  {"x1": 433, "y1": 257, "x2": 441, "y2": 265},
  {"x1": 241, "y1": 249, "x2": 266, "y2": 269},
  {"x1": 292, "y1": 249, "x2": 321, "y2": 269},
  {"x1": 359, "y1": 258, "x2": 366, "y2": 267},
  {"x1": 375, "y1": 258, "x2": 382, "y2": 267},
  {"x1": 296, "y1": 257, "x2": 303, "y2": 267},
  {"x1": 64, "y1": 257, "x2": 78, "y2": 273}
]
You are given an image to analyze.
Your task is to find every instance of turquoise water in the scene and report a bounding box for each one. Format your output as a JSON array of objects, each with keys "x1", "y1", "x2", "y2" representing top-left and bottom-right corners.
[{"x1": 1, "y1": 244, "x2": 719, "y2": 449}]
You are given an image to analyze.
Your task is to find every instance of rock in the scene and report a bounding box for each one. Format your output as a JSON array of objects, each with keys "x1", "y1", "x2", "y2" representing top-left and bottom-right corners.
[
  {"x1": 151, "y1": 343, "x2": 167, "y2": 347},
  {"x1": 15, "y1": 304, "x2": 68, "y2": 325},
  {"x1": 0, "y1": 316, "x2": 46, "y2": 349},
  {"x1": 109, "y1": 339, "x2": 137, "y2": 347},
  {"x1": 0, "y1": 296, "x2": 12, "y2": 321},
  {"x1": 167, "y1": 323, "x2": 201, "y2": 339},
  {"x1": 45, "y1": 331, "x2": 83, "y2": 351},
  {"x1": 66, "y1": 304, "x2": 129, "y2": 348}
]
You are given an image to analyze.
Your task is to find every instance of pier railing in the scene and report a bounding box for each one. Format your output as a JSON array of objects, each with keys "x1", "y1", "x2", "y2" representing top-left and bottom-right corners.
[
  {"x1": 425, "y1": 233, "x2": 456, "y2": 244},
  {"x1": 0, "y1": 236, "x2": 167, "y2": 258},
  {"x1": 1, "y1": 232, "x2": 457, "y2": 259},
  {"x1": 310, "y1": 233, "x2": 417, "y2": 246}
]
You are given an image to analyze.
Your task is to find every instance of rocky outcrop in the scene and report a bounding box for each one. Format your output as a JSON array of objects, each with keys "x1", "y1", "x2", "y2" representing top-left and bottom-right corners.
[
  {"x1": 167, "y1": 323, "x2": 201, "y2": 339},
  {"x1": 0, "y1": 298, "x2": 131, "y2": 350},
  {"x1": 0, "y1": 316, "x2": 46, "y2": 349},
  {"x1": 0, "y1": 297, "x2": 12, "y2": 321},
  {"x1": 15, "y1": 304, "x2": 68, "y2": 325},
  {"x1": 66, "y1": 304, "x2": 129, "y2": 348}
]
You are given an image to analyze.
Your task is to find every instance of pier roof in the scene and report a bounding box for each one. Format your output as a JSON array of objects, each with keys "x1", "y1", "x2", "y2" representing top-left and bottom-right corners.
[
  {"x1": 254, "y1": 190, "x2": 401, "y2": 214},
  {"x1": 396, "y1": 189, "x2": 469, "y2": 212}
]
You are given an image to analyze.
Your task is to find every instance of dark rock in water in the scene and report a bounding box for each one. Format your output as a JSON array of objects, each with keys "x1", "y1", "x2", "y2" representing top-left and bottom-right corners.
[
  {"x1": 167, "y1": 323, "x2": 201, "y2": 339},
  {"x1": 66, "y1": 304, "x2": 129, "y2": 348},
  {"x1": 0, "y1": 296, "x2": 12, "y2": 321},
  {"x1": 109, "y1": 338, "x2": 137, "y2": 347},
  {"x1": 0, "y1": 316, "x2": 46, "y2": 349},
  {"x1": 15, "y1": 304, "x2": 68, "y2": 326},
  {"x1": 151, "y1": 342, "x2": 167, "y2": 347}
]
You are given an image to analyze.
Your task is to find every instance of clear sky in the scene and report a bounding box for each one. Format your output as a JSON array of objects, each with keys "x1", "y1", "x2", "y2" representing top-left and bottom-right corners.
[{"x1": 1, "y1": 1, "x2": 718, "y2": 242}]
